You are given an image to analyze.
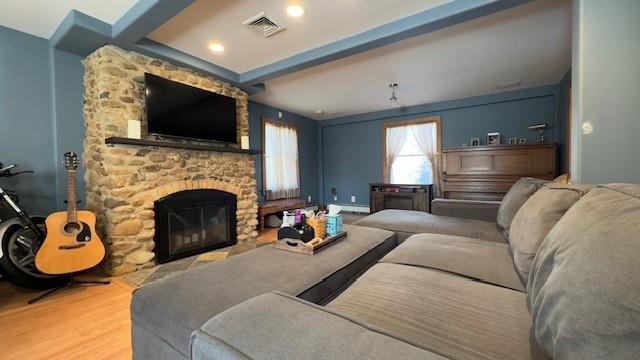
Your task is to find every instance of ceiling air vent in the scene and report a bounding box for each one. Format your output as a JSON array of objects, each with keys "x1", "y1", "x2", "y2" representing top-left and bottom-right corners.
[{"x1": 243, "y1": 12, "x2": 286, "y2": 37}]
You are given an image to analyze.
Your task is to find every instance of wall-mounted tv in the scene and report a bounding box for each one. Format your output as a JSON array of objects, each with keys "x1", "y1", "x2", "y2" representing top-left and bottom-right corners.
[{"x1": 145, "y1": 73, "x2": 237, "y2": 144}]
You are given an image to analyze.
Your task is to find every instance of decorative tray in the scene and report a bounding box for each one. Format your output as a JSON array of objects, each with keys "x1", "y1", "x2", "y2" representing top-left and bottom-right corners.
[{"x1": 271, "y1": 231, "x2": 348, "y2": 255}]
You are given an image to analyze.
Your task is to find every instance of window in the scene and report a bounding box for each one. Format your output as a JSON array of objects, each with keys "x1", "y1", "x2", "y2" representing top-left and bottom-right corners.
[
  {"x1": 262, "y1": 118, "x2": 300, "y2": 200},
  {"x1": 391, "y1": 129, "x2": 432, "y2": 184},
  {"x1": 384, "y1": 117, "x2": 441, "y2": 193}
]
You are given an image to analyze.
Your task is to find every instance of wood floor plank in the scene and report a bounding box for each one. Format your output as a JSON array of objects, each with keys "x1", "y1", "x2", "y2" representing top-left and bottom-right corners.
[{"x1": 0, "y1": 278, "x2": 132, "y2": 360}]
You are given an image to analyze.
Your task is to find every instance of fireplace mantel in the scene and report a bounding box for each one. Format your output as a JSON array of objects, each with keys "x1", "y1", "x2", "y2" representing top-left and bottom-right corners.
[{"x1": 105, "y1": 137, "x2": 261, "y2": 155}]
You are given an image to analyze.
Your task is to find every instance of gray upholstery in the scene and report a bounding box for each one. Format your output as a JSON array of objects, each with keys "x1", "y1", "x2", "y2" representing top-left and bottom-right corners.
[
  {"x1": 496, "y1": 177, "x2": 548, "y2": 239},
  {"x1": 381, "y1": 233, "x2": 525, "y2": 291},
  {"x1": 132, "y1": 323, "x2": 188, "y2": 360},
  {"x1": 431, "y1": 198, "x2": 501, "y2": 222},
  {"x1": 192, "y1": 292, "x2": 445, "y2": 360},
  {"x1": 328, "y1": 263, "x2": 548, "y2": 360},
  {"x1": 509, "y1": 184, "x2": 592, "y2": 283},
  {"x1": 131, "y1": 224, "x2": 396, "y2": 358},
  {"x1": 354, "y1": 209, "x2": 505, "y2": 243},
  {"x1": 528, "y1": 184, "x2": 640, "y2": 360}
]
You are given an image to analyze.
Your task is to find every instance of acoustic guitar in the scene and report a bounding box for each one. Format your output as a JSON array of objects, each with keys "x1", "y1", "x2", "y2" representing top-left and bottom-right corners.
[{"x1": 35, "y1": 152, "x2": 105, "y2": 275}]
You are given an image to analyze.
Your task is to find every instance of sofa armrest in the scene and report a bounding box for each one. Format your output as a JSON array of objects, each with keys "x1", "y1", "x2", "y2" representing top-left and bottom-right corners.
[
  {"x1": 431, "y1": 199, "x2": 501, "y2": 222},
  {"x1": 191, "y1": 292, "x2": 443, "y2": 360}
]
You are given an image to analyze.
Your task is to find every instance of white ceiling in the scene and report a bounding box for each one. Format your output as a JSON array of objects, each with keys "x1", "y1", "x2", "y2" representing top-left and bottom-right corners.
[
  {"x1": 148, "y1": 0, "x2": 450, "y2": 73},
  {"x1": 0, "y1": 0, "x2": 137, "y2": 39},
  {"x1": 0, "y1": 0, "x2": 572, "y2": 121},
  {"x1": 250, "y1": 0, "x2": 572, "y2": 120}
]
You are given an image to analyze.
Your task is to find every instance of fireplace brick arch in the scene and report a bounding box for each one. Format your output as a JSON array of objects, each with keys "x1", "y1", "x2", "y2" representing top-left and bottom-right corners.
[{"x1": 147, "y1": 179, "x2": 243, "y2": 202}]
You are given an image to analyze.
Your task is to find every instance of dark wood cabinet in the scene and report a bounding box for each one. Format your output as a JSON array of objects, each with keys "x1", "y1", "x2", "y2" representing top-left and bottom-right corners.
[
  {"x1": 442, "y1": 143, "x2": 557, "y2": 201},
  {"x1": 369, "y1": 183, "x2": 432, "y2": 214}
]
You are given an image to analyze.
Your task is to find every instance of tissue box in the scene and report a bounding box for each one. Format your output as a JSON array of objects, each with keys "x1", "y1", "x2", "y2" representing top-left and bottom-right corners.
[{"x1": 326, "y1": 215, "x2": 343, "y2": 236}]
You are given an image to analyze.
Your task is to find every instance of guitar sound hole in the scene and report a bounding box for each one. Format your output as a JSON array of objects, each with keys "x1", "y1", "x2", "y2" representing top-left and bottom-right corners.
[{"x1": 64, "y1": 222, "x2": 81, "y2": 233}]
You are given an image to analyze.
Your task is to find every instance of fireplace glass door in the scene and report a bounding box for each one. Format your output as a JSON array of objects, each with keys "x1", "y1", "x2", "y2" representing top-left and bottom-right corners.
[{"x1": 154, "y1": 189, "x2": 236, "y2": 263}]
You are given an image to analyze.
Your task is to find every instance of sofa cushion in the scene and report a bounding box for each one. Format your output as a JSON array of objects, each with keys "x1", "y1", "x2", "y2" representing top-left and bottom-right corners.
[
  {"x1": 354, "y1": 209, "x2": 505, "y2": 243},
  {"x1": 509, "y1": 184, "x2": 592, "y2": 284},
  {"x1": 192, "y1": 292, "x2": 445, "y2": 360},
  {"x1": 381, "y1": 233, "x2": 524, "y2": 291},
  {"x1": 131, "y1": 224, "x2": 396, "y2": 357},
  {"x1": 328, "y1": 263, "x2": 548, "y2": 360},
  {"x1": 431, "y1": 198, "x2": 501, "y2": 222},
  {"x1": 528, "y1": 184, "x2": 640, "y2": 359},
  {"x1": 497, "y1": 178, "x2": 548, "y2": 239}
]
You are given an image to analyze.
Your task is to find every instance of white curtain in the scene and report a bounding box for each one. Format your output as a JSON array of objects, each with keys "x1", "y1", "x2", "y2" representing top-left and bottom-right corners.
[
  {"x1": 413, "y1": 122, "x2": 440, "y2": 196},
  {"x1": 264, "y1": 122, "x2": 300, "y2": 200},
  {"x1": 385, "y1": 126, "x2": 409, "y2": 182}
]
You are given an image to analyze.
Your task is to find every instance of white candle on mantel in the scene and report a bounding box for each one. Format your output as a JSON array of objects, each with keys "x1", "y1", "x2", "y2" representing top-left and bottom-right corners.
[
  {"x1": 127, "y1": 120, "x2": 141, "y2": 139},
  {"x1": 241, "y1": 135, "x2": 249, "y2": 149}
]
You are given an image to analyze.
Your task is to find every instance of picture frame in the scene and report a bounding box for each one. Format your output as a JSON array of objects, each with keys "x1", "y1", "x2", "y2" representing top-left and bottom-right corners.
[
  {"x1": 486, "y1": 132, "x2": 500, "y2": 145},
  {"x1": 508, "y1": 137, "x2": 518, "y2": 145},
  {"x1": 519, "y1": 138, "x2": 527, "y2": 144},
  {"x1": 470, "y1": 138, "x2": 480, "y2": 146}
]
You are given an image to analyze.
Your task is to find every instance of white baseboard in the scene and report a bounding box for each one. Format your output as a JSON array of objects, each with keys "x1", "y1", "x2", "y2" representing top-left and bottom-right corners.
[{"x1": 328, "y1": 204, "x2": 370, "y2": 214}]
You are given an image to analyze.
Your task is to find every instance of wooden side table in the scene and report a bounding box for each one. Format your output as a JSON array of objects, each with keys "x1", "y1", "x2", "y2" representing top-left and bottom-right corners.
[{"x1": 258, "y1": 198, "x2": 306, "y2": 231}]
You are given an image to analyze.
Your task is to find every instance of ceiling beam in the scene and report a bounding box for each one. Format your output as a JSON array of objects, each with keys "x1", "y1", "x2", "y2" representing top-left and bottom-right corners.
[
  {"x1": 49, "y1": 0, "x2": 534, "y2": 95},
  {"x1": 239, "y1": 0, "x2": 533, "y2": 85},
  {"x1": 112, "y1": 0, "x2": 195, "y2": 44},
  {"x1": 50, "y1": 10, "x2": 112, "y2": 56}
]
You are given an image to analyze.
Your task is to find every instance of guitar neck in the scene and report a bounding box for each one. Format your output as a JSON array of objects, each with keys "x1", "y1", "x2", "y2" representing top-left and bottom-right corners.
[{"x1": 67, "y1": 170, "x2": 77, "y2": 223}]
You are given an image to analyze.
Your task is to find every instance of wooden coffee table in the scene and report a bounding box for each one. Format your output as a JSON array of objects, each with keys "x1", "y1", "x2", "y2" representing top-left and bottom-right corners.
[{"x1": 258, "y1": 198, "x2": 306, "y2": 231}]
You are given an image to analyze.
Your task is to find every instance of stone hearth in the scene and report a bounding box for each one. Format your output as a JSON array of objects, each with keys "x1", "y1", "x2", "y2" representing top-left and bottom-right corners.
[{"x1": 82, "y1": 46, "x2": 258, "y2": 275}]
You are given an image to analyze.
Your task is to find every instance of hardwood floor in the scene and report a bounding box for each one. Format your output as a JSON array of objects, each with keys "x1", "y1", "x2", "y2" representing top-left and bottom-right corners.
[
  {"x1": 0, "y1": 277, "x2": 133, "y2": 360},
  {"x1": 0, "y1": 228, "x2": 278, "y2": 359}
]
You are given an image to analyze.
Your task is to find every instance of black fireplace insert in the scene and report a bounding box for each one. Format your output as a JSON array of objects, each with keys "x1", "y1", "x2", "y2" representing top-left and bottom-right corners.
[{"x1": 154, "y1": 189, "x2": 236, "y2": 263}]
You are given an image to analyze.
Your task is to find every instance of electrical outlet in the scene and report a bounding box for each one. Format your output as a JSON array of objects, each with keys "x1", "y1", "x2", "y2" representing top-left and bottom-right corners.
[
  {"x1": 307, "y1": 195, "x2": 311, "y2": 203},
  {"x1": 333, "y1": 195, "x2": 338, "y2": 201},
  {"x1": 351, "y1": 195, "x2": 356, "y2": 203}
]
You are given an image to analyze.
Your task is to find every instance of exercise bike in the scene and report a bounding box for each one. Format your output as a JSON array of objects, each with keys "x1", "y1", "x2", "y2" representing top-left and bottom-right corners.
[{"x1": 0, "y1": 162, "x2": 70, "y2": 289}]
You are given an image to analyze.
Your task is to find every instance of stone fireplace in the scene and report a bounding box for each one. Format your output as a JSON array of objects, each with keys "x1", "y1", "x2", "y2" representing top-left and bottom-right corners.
[{"x1": 82, "y1": 46, "x2": 258, "y2": 275}]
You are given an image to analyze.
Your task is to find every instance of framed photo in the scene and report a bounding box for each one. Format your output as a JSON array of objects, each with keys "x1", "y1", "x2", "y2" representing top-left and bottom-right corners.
[
  {"x1": 470, "y1": 138, "x2": 480, "y2": 146},
  {"x1": 508, "y1": 138, "x2": 518, "y2": 145},
  {"x1": 519, "y1": 138, "x2": 527, "y2": 144},
  {"x1": 487, "y1": 132, "x2": 501, "y2": 145}
]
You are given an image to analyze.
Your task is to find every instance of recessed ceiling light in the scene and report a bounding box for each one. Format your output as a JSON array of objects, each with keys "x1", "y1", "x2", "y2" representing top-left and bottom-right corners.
[
  {"x1": 286, "y1": 5, "x2": 305, "y2": 17},
  {"x1": 209, "y1": 43, "x2": 225, "y2": 53}
]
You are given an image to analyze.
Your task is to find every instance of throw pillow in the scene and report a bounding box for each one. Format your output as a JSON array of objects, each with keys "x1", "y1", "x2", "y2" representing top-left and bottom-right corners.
[
  {"x1": 496, "y1": 177, "x2": 548, "y2": 239},
  {"x1": 528, "y1": 184, "x2": 640, "y2": 359},
  {"x1": 508, "y1": 183, "x2": 592, "y2": 284},
  {"x1": 553, "y1": 174, "x2": 570, "y2": 184}
]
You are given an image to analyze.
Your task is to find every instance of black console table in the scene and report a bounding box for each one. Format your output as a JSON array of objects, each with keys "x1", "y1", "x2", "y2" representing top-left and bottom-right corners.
[{"x1": 369, "y1": 183, "x2": 432, "y2": 214}]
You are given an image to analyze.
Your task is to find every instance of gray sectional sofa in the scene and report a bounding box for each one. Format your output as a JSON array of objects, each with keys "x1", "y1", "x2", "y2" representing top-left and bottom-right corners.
[{"x1": 132, "y1": 180, "x2": 640, "y2": 359}]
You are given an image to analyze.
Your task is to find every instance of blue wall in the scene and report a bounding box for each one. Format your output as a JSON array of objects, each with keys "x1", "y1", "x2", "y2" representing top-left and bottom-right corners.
[
  {"x1": 248, "y1": 101, "x2": 320, "y2": 203},
  {"x1": 0, "y1": 26, "x2": 57, "y2": 214},
  {"x1": 0, "y1": 26, "x2": 86, "y2": 215},
  {"x1": 51, "y1": 49, "x2": 86, "y2": 209},
  {"x1": 320, "y1": 85, "x2": 563, "y2": 206}
]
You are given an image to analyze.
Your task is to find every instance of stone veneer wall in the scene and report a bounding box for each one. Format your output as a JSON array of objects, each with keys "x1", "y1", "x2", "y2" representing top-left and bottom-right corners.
[{"x1": 83, "y1": 45, "x2": 258, "y2": 275}]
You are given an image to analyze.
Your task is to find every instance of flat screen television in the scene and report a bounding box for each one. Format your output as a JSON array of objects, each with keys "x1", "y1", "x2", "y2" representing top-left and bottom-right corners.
[{"x1": 145, "y1": 73, "x2": 237, "y2": 144}]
